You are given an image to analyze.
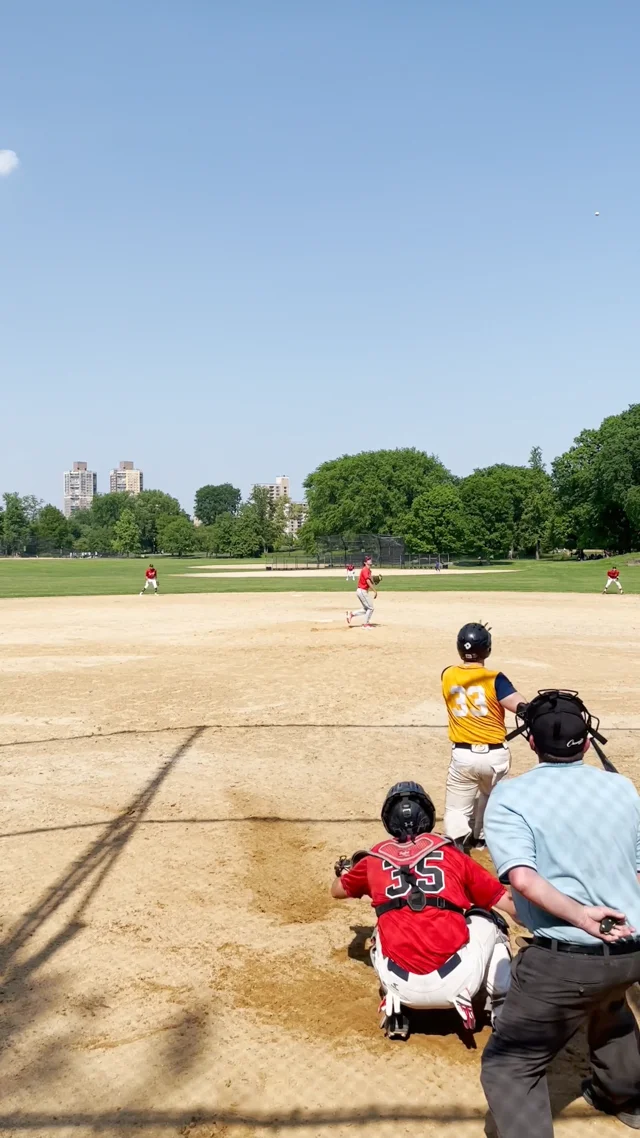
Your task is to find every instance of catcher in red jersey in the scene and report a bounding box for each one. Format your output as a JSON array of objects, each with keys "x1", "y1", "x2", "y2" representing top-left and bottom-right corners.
[{"x1": 332, "y1": 781, "x2": 515, "y2": 1040}]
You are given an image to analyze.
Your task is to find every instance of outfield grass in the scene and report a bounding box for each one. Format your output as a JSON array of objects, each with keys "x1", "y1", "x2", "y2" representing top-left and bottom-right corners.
[{"x1": 0, "y1": 555, "x2": 637, "y2": 598}]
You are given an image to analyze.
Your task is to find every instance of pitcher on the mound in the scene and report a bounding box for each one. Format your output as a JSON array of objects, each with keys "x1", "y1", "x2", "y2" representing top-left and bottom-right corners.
[
  {"x1": 442, "y1": 624, "x2": 526, "y2": 851},
  {"x1": 332, "y1": 781, "x2": 514, "y2": 1040},
  {"x1": 346, "y1": 555, "x2": 378, "y2": 630}
]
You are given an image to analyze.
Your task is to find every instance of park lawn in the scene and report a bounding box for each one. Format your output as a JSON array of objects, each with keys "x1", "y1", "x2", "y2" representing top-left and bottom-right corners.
[{"x1": 0, "y1": 556, "x2": 637, "y2": 598}]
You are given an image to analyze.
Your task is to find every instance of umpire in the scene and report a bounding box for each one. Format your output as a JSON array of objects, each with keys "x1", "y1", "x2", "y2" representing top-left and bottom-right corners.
[{"x1": 482, "y1": 691, "x2": 640, "y2": 1136}]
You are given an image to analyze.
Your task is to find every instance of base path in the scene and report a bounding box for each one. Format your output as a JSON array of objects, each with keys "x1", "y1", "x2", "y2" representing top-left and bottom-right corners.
[{"x1": 177, "y1": 567, "x2": 516, "y2": 579}]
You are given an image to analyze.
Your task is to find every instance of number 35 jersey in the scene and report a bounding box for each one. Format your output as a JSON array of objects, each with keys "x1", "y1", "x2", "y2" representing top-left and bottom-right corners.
[
  {"x1": 441, "y1": 665, "x2": 515, "y2": 745},
  {"x1": 341, "y1": 837, "x2": 504, "y2": 974}
]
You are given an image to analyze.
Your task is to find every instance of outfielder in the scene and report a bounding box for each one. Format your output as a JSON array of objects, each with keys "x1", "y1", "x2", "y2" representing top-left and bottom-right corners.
[
  {"x1": 442, "y1": 624, "x2": 526, "y2": 851},
  {"x1": 345, "y1": 563, "x2": 356, "y2": 581},
  {"x1": 346, "y1": 556, "x2": 380, "y2": 629},
  {"x1": 332, "y1": 782, "x2": 514, "y2": 1039},
  {"x1": 603, "y1": 565, "x2": 623, "y2": 594},
  {"x1": 140, "y1": 564, "x2": 159, "y2": 594}
]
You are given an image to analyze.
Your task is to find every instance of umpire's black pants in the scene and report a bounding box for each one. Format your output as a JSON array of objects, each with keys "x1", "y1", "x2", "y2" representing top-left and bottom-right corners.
[{"x1": 481, "y1": 941, "x2": 640, "y2": 1138}]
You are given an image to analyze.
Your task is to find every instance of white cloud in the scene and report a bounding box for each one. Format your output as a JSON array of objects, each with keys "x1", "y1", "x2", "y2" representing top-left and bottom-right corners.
[{"x1": 0, "y1": 150, "x2": 20, "y2": 177}]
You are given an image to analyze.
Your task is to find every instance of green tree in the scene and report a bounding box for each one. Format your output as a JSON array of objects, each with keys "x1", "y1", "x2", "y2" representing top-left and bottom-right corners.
[
  {"x1": 2, "y1": 493, "x2": 30, "y2": 554},
  {"x1": 35, "y1": 505, "x2": 71, "y2": 551},
  {"x1": 403, "y1": 485, "x2": 471, "y2": 555},
  {"x1": 208, "y1": 513, "x2": 236, "y2": 555},
  {"x1": 132, "y1": 490, "x2": 184, "y2": 552},
  {"x1": 74, "y1": 526, "x2": 114, "y2": 555},
  {"x1": 157, "y1": 516, "x2": 196, "y2": 556},
  {"x1": 553, "y1": 404, "x2": 640, "y2": 551},
  {"x1": 111, "y1": 509, "x2": 142, "y2": 556},
  {"x1": 304, "y1": 448, "x2": 453, "y2": 537},
  {"x1": 194, "y1": 483, "x2": 241, "y2": 526},
  {"x1": 528, "y1": 445, "x2": 545, "y2": 474},
  {"x1": 229, "y1": 505, "x2": 264, "y2": 558},
  {"x1": 91, "y1": 492, "x2": 133, "y2": 528}
]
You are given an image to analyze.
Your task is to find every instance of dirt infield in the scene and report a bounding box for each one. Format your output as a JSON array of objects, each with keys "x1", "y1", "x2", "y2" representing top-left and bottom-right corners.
[{"x1": 0, "y1": 592, "x2": 638, "y2": 1137}]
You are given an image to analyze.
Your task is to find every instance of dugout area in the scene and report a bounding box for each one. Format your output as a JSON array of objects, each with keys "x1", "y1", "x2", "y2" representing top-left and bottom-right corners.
[{"x1": 0, "y1": 592, "x2": 637, "y2": 1138}]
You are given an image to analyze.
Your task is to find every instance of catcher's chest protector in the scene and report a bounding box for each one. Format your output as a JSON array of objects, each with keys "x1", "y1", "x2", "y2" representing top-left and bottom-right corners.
[{"x1": 369, "y1": 833, "x2": 451, "y2": 870}]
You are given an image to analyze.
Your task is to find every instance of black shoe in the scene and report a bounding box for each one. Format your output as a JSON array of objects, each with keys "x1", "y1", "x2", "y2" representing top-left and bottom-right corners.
[
  {"x1": 385, "y1": 1011, "x2": 410, "y2": 1040},
  {"x1": 583, "y1": 1079, "x2": 640, "y2": 1128},
  {"x1": 474, "y1": 839, "x2": 487, "y2": 851}
]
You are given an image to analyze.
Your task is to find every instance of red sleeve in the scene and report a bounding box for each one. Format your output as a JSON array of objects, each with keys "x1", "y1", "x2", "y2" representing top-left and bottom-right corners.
[
  {"x1": 463, "y1": 855, "x2": 505, "y2": 910},
  {"x1": 340, "y1": 857, "x2": 371, "y2": 899}
]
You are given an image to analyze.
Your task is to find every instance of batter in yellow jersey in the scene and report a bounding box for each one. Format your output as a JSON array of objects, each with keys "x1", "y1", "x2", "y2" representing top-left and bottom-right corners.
[{"x1": 441, "y1": 623, "x2": 526, "y2": 850}]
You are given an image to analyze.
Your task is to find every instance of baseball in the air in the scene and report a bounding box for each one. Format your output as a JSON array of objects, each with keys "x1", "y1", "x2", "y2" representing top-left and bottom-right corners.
[{"x1": 595, "y1": 211, "x2": 600, "y2": 216}]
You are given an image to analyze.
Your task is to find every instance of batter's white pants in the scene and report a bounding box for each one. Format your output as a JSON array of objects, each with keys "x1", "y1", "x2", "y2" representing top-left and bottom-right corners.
[
  {"x1": 350, "y1": 588, "x2": 374, "y2": 624},
  {"x1": 604, "y1": 577, "x2": 623, "y2": 592},
  {"x1": 444, "y1": 745, "x2": 511, "y2": 842},
  {"x1": 372, "y1": 915, "x2": 511, "y2": 1013},
  {"x1": 143, "y1": 578, "x2": 158, "y2": 591}
]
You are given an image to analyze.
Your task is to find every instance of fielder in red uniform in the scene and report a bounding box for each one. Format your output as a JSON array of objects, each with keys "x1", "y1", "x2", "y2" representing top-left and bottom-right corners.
[
  {"x1": 332, "y1": 781, "x2": 515, "y2": 1039},
  {"x1": 346, "y1": 555, "x2": 377, "y2": 629},
  {"x1": 140, "y1": 564, "x2": 159, "y2": 594},
  {"x1": 603, "y1": 566, "x2": 623, "y2": 594}
]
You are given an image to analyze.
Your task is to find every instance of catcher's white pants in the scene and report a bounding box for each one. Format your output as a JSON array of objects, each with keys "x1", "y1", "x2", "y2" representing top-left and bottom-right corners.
[
  {"x1": 143, "y1": 578, "x2": 158, "y2": 590},
  {"x1": 350, "y1": 588, "x2": 374, "y2": 624},
  {"x1": 444, "y1": 745, "x2": 510, "y2": 842},
  {"x1": 604, "y1": 577, "x2": 622, "y2": 592},
  {"x1": 372, "y1": 915, "x2": 511, "y2": 1012}
]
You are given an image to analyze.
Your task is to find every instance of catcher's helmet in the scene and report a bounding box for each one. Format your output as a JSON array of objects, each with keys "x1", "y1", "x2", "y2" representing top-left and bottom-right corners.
[
  {"x1": 381, "y1": 781, "x2": 436, "y2": 841},
  {"x1": 457, "y1": 622, "x2": 492, "y2": 661}
]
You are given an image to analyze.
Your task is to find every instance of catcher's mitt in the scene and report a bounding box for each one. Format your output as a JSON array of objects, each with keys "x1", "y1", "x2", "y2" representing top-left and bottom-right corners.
[
  {"x1": 372, "y1": 574, "x2": 382, "y2": 585},
  {"x1": 334, "y1": 849, "x2": 369, "y2": 877}
]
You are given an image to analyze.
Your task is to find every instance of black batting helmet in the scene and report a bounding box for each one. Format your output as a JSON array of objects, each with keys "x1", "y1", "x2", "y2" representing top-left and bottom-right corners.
[
  {"x1": 381, "y1": 781, "x2": 436, "y2": 841},
  {"x1": 457, "y1": 622, "x2": 492, "y2": 661}
]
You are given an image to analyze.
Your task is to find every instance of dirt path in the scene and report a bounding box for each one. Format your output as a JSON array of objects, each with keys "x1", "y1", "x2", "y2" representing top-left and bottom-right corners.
[{"x1": 0, "y1": 592, "x2": 636, "y2": 1137}]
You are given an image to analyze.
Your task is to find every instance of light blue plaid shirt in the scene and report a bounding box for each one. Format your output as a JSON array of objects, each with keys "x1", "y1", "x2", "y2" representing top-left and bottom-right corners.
[{"x1": 485, "y1": 761, "x2": 640, "y2": 945}]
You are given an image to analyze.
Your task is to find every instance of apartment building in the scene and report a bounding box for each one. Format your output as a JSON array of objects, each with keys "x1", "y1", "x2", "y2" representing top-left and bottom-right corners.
[
  {"x1": 110, "y1": 460, "x2": 144, "y2": 495},
  {"x1": 260, "y1": 475, "x2": 290, "y2": 502},
  {"x1": 63, "y1": 462, "x2": 97, "y2": 517}
]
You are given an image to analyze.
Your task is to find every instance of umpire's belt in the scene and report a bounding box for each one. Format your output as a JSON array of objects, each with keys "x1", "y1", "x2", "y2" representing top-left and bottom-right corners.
[
  {"x1": 387, "y1": 953, "x2": 462, "y2": 983},
  {"x1": 453, "y1": 742, "x2": 506, "y2": 751},
  {"x1": 532, "y1": 935, "x2": 640, "y2": 957}
]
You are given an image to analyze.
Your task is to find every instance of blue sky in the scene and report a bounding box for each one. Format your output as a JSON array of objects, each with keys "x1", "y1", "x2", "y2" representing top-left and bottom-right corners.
[{"x1": 2, "y1": 1, "x2": 639, "y2": 513}]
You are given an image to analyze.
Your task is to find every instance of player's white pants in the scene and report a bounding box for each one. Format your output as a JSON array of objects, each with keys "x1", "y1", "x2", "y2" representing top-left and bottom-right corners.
[
  {"x1": 350, "y1": 588, "x2": 374, "y2": 624},
  {"x1": 143, "y1": 578, "x2": 158, "y2": 591},
  {"x1": 604, "y1": 577, "x2": 622, "y2": 592},
  {"x1": 346, "y1": 572, "x2": 356, "y2": 580},
  {"x1": 444, "y1": 745, "x2": 510, "y2": 842},
  {"x1": 372, "y1": 915, "x2": 511, "y2": 1013}
]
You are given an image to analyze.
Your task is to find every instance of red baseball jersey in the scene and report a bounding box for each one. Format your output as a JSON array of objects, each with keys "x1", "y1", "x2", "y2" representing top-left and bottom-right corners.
[
  {"x1": 346, "y1": 564, "x2": 354, "y2": 571},
  {"x1": 607, "y1": 569, "x2": 620, "y2": 579},
  {"x1": 145, "y1": 567, "x2": 157, "y2": 579},
  {"x1": 341, "y1": 837, "x2": 504, "y2": 974},
  {"x1": 358, "y1": 566, "x2": 372, "y2": 590}
]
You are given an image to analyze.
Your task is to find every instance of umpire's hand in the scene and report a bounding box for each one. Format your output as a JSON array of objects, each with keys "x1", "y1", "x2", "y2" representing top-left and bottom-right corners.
[{"x1": 578, "y1": 906, "x2": 636, "y2": 943}]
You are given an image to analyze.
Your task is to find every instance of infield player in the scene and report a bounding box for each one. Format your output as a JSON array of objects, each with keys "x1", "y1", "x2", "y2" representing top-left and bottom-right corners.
[
  {"x1": 442, "y1": 624, "x2": 526, "y2": 851},
  {"x1": 346, "y1": 555, "x2": 378, "y2": 629},
  {"x1": 345, "y1": 563, "x2": 356, "y2": 581},
  {"x1": 332, "y1": 782, "x2": 515, "y2": 1040},
  {"x1": 140, "y1": 564, "x2": 159, "y2": 594},
  {"x1": 603, "y1": 565, "x2": 623, "y2": 593}
]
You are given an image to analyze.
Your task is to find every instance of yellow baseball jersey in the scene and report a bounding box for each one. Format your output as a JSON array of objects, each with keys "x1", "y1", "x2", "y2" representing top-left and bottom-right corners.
[{"x1": 442, "y1": 665, "x2": 515, "y2": 745}]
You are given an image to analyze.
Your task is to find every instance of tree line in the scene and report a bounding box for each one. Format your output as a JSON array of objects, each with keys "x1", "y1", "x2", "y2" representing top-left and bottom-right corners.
[
  {"x1": 0, "y1": 484, "x2": 298, "y2": 558},
  {"x1": 1, "y1": 404, "x2": 638, "y2": 559},
  {"x1": 301, "y1": 404, "x2": 640, "y2": 557}
]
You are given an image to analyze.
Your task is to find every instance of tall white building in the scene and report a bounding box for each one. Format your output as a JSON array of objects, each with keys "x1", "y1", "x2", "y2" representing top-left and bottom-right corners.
[
  {"x1": 260, "y1": 475, "x2": 290, "y2": 502},
  {"x1": 110, "y1": 460, "x2": 144, "y2": 495},
  {"x1": 63, "y1": 462, "x2": 97, "y2": 517}
]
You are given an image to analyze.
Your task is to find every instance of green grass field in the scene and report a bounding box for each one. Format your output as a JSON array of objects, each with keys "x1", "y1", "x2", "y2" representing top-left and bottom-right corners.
[{"x1": 0, "y1": 555, "x2": 637, "y2": 598}]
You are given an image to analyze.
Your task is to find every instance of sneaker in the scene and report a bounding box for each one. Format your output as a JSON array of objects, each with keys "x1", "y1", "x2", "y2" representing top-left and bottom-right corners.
[
  {"x1": 363, "y1": 624, "x2": 373, "y2": 630},
  {"x1": 346, "y1": 611, "x2": 352, "y2": 626},
  {"x1": 474, "y1": 839, "x2": 487, "y2": 851},
  {"x1": 139, "y1": 591, "x2": 144, "y2": 595},
  {"x1": 582, "y1": 1079, "x2": 640, "y2": 1128}
]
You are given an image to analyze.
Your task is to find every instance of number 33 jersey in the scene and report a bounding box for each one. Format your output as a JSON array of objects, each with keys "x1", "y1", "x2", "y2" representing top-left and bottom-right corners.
[
  {"x1": 441, "y1": 665, "x2": 516, "y2": 745},
  {"x1": 341, "y1": 839, "x2": 504, "y2": 974}
]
